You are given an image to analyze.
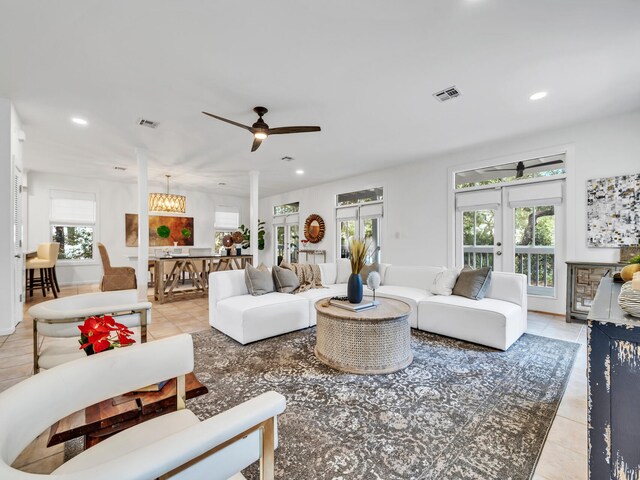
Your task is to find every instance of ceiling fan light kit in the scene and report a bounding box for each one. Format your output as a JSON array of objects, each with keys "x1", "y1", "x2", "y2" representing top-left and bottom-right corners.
[
  {"x1": 202, "y1": 106, "x2": 321, "y2": 152},
  {"x1": 149, "y1": 175, "x2": 186, "y2": 214}
]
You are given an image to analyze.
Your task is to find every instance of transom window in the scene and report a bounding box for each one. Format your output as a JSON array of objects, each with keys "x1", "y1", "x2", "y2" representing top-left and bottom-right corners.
[
  {"x1": 336, "y1": 187, "x2": 383, "y2": 206},
  {"x1": 273, "y1": 202, "x2": 299, "y2": 216},
  {"x1": 455, "y1": 154, "x2": 565, "y2": 189}
]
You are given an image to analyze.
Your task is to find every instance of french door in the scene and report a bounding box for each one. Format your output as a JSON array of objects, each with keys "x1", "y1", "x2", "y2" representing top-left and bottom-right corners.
[
  {"x1": 336, "y1": 202, "x2": 383, "y2": 263},
  {"x1": 274, "y1": 215, "x2": 299, "y2": 265},
  {"x1": 455, "y1": 180, "x2": 564, "y2": 312},
  {"x1": 13, "y1": 165, "x2": 24, "y2": 327}
]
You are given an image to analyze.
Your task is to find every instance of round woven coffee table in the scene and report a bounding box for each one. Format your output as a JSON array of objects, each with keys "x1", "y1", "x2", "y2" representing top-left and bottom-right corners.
[{"x1": 314, "y1": 297, "x2": 412, "y2": 374}]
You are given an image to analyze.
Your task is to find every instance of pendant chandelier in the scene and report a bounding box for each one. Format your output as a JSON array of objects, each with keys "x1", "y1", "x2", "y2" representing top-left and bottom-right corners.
[{"x1": 149, "y1": 174, "x2": 186, "y2": 213}]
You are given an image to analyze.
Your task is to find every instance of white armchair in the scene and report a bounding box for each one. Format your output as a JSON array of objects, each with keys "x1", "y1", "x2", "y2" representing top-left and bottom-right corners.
[
  {"x1": 0, "y1": 334, "x2": 286, "y2": 479},
  {"x1": 28, "y1": 289, "x2": 152, "y2": 373}
]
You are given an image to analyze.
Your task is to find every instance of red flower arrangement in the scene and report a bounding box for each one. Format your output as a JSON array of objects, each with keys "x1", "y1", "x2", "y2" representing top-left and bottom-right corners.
[
  {"x1": 78, "y1": 315, "x2": 136, "y2": 355},
  {"x1": 301, "y1": 239, "x2": 309, "y2": 249}
]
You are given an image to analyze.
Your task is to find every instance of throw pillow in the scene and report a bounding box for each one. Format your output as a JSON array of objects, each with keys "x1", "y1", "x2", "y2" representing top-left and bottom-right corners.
[
  {"x1": 359, "y1": 263, "x2": 379, "y2": 284},
  {"x1": 244, "y1": 263, "x2": 274, "y2": 296},
  {"x1": 452, "y1": 267, "x2": 492, "y2": 300},
  {"x1": 272, "y1": 265, "x2": 301, "y2": 294},
  {"x1": 429, "y1": 267, "x2": 459, "y2": 296}
]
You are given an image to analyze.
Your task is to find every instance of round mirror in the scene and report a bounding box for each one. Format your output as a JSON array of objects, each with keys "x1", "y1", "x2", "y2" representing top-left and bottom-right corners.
[{"x1": 304, "y1": 214, "x2": 325, "y2": 243}]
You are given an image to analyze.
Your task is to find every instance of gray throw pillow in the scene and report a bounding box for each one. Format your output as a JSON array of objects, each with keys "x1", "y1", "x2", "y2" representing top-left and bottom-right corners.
[
  {"x1": 244, "y1": 263, "x2": 274, "y2": 296},
  {"x1": 452, "y1": 267, "x2": 492, "y2": 300},
  {"x1": 272, "y1": 265, "x2": 301, "y2": 294},
  {"x1": 359, "y1": 262, "x2": 379, "y2": 284}
]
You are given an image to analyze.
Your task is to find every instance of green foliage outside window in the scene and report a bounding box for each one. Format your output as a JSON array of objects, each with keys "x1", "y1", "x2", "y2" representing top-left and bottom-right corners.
[{"x1": 52, "y1": 226, "x2": 94, "y2": 260}]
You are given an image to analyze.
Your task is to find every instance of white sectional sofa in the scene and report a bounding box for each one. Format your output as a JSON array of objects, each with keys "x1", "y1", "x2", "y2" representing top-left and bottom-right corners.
[{"x1": 209, "y1": 259, "x2": 527, "y2": 350}]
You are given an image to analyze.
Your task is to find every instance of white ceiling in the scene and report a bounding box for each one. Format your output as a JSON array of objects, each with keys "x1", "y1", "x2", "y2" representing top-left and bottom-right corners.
[{"x1": 2, "y1": 0, "x2": 640, "y2": 197}]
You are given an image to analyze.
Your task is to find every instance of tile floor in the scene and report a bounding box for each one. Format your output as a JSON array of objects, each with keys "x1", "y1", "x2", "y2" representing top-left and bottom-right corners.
[{"x1": 1, "y1": 286, "x2": 588, "y2": 478}]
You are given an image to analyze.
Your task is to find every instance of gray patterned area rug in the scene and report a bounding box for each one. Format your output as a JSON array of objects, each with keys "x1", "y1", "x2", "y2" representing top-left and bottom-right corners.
[{"x1": 188, "y1": 328, "x2": 579, "y2": 480}]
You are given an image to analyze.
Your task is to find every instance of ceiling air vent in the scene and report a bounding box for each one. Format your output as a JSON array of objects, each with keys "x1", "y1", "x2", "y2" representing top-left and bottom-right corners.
[
  {"x1": 433, "y1": 86, "x2": 461, "y2": 103},
  {"x1": 137, "y1": 118, "x2": 160, "y2": 129}
]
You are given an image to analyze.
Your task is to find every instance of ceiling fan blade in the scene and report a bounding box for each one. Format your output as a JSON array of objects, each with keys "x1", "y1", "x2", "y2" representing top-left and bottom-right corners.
[
  {"x1": 251, "y1": 137, "x2": 263, "y2": 152},
  {"x1": 524, "y1": 159, "x2": 564, "y2": 169},
  {"x1": 267, "y1": 126, "x2": 321, "y2": 135},
  {"x1": 202, "y1": 111, "x2": 253, "y2": 132}
]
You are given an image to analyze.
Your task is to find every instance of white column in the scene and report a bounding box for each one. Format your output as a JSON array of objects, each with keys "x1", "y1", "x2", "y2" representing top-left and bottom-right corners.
[
  {"x1": 249, "y1": 170, "x2": 259, "y2": 264},
  {"x1": 136, "y1": 150, "x2": 149, "y2": 302}
]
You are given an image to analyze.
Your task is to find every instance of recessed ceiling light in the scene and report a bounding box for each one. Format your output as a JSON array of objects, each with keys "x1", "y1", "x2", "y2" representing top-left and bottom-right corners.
[
  {"x1": 296, "y1": 170, "x2": 304, "y2": 175},
  {"x1": 71, "y1": 117, "x2": 88, "y2": 126},
  {"x1": 529, "y1": 91, "x2": 548, "y2": 101}
]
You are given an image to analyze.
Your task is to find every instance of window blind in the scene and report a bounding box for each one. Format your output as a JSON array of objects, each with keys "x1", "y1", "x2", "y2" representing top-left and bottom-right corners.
[
  {"x1": 50, "y1": 190, "x2": 96, "y2": 224},
  {"x1": 214, "y1": 206, "x2": 240, "y2": 229}
]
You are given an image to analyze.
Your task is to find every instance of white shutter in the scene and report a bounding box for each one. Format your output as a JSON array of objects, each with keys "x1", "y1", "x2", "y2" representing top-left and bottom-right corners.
[
  {"x1": 455, "y1": 189, "x2": 501, "y2": 211},
  {"x1": 284, "y1": 214, "x2": 299, "y2": 225},
  {"x1": 508, "y1": 181, "x2": 563, "y2": 208},
  {"x1": 359, "y1": 203, "x2": 383, "y2": 218},
  {"x1": 50, "y1": 190, "x2": 96, "y2": 224},
  {"x1": 214, "y1": 206, "x2": 239, "y2": 229},
  {"x1": 336, "y1": 206, "x2": 359, "y2": 219}
]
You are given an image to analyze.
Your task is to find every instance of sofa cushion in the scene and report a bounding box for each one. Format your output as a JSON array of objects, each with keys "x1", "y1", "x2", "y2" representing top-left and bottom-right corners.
[
  {"x1": 452, "y1": 267, "x2": 492, "y2": 300},
  {"x1": 296, "y1": 284, "x2": 348, "y2": 326},
  {"x1": 336, "y1": 258, "x2": 352, "y2": 284},
  {"x1": 418, "y1": 295, "x2": 525, "y2": 350},
  {"x1": 53, "y1": 409, "x2": 200, "y2": 474},
  {"x1": 272, "y1": 265, "x2": 300, "y2": 293},
  {"x1": 365, "y1": 285, "x2": 432, "y2": 329},
  {"x1": 318, "y1": 263, "x2": 337, "y2": 285},
  {"x1": 244, "y1": 264, "x2": 274, "y2": 296},
  {"x1": 429, "y1": 267, "x2": 459, "y2": 296},
  {"x1": 382, "y1": 265, "x2": 442, "y2": 290},
  {"x1": 215, "y1": 293, "x2": 309, "y2": 344}
]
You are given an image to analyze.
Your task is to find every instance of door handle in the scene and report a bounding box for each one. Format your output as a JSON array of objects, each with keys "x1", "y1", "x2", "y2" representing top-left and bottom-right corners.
[
  {"x1": 496, "y1": 242, "x2": 502, "y2": 247},
  {"x1": 496, "y1": 251, "x2": 502, "y2": 256},
  {"x1": 14, "y1": 254, "x2": 21, "y2": 259}
]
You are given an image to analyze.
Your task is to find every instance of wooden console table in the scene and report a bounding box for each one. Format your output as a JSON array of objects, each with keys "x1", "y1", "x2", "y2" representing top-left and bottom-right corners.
[
  {"x1": 153, "y1": 254, "x2": 253, "y2": 303},
  {"x1": 299, "y1": 249, "x2": 326, "y2": 263},
  {"x1": 587, "y1": 278, "x2": 640, "y2": 479},
  {"x1": 565, "y1": 261, "x2": 626, "y2": 322},
  {"x1": 47, "y1": 372, "x2": 208, "y2": 449}
]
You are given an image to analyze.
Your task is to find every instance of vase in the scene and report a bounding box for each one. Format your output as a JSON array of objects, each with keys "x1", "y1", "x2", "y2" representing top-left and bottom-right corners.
[
  {"x1": 347, "y1": 273, "x2": 363, "y2": 304},
  {"x1": 236, "y1": 247, "x2": 242, "y2": 256}
]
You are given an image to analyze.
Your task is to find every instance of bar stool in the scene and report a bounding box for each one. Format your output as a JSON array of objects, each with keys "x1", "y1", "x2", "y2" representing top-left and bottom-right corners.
[{"x1": 26, "y1": 243, "x2": 60, "y2": 299}]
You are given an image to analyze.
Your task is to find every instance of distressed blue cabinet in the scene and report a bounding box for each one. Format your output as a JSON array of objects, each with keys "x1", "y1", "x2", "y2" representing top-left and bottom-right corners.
[{"x1": 588, "y1": 278, "x2": 640, "y2": 480}]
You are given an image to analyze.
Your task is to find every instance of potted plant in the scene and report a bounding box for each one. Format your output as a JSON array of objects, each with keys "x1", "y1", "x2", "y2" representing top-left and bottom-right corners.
[
  {"x1": 240, "y1": 221, "x2": 266, "y2": 250},
  {"x1": 347, "y1": 238, "x2": 371, "y2": 303},
  {"x1": 78, "y1": 315, "x2": 136, "y2": 355}
]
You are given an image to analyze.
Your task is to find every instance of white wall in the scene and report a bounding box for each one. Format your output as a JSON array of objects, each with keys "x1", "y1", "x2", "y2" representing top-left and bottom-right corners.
[
  {"x1": 0, "y1": 99, "x2": 24, "y2": 334},
  {"x1": 259, "y1": 109, "x2": 640, "y2": 314},
  {"x1": 27, "y1": 172, "x2": 249, "y2": 285}
]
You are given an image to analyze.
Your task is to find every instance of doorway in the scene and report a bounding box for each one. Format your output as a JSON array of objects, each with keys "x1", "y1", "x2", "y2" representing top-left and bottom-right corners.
[{"x1": 455, "y1": 180, "x2": 564, "y2": 313}]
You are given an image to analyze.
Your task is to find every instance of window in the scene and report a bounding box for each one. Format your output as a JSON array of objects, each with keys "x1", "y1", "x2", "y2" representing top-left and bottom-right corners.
[
  {"x1": 336, "y1": 187, "x2": 383, "y2": 206},
  {"x1": 455, "y1": 154, "x2": 565, "y2": 189},
  {"x1": 515, "y1": 205, "x2": 555, "y2": 296},
  {"x1": 50, "y1": 190, "x2": 96, "y2": 260},
  {"x1": 214, "y1": 231, "x2": 233, "y2": 253},
  {"x1": 273, "y1": 202, "x2": 299, "y2": 216},
  {"x1": 214, "y1": 206, "x2": 239, "y2": 253},
  {"x1": 336, "y1": 189, "x2": 383, "y2": 262},
  {"x1": 462, "y1": 210, "x2": 495, "y2": 269}
]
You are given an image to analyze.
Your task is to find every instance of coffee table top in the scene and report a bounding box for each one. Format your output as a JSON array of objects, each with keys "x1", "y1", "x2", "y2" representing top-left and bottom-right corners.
[{"x1": 315, "y1": 297, "x2": 410, "y2": 321}]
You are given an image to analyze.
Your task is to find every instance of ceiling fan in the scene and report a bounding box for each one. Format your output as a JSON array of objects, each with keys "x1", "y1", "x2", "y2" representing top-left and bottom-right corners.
[
  {"x1": 483, "y1": 159, "x2": 564, "y2": 178},
  {"x1": 202, "y1": 106, "x2": 321, "y2": 152}
]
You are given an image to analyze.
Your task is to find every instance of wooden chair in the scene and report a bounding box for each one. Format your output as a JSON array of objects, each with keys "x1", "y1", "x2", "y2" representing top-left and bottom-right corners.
[
  {"x1": 25, "y1": 243, "x2": 60, "y2": 299},
  {"x1": 98, "y1": 243, "x2": 137, "y2": 291}
]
